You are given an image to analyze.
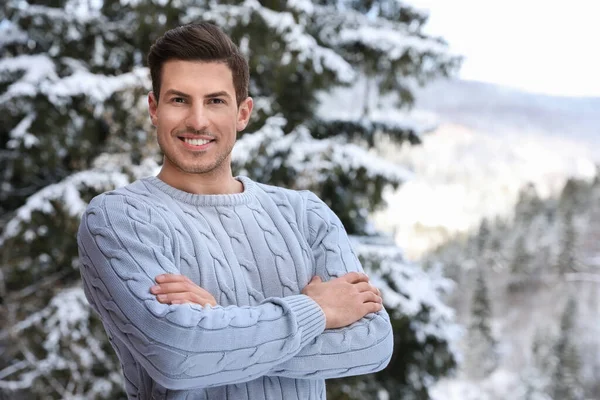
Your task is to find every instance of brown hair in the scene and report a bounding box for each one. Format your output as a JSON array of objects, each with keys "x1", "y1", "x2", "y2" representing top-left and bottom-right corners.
[{"x1": 148, "y1": 22, "x2": 249, "y2": 107}]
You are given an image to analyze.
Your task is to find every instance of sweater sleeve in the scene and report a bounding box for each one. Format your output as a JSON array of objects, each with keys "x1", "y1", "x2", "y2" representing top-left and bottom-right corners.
[
  {"x1": 77, "y1": 193, "x2": 326, "y2": 390},
  {"x1": 268, "y1": 191, "x2": 394, "y2": 379}
]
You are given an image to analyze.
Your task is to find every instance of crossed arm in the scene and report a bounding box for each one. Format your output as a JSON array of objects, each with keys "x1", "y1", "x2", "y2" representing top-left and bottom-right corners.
[{"x1": 78, "y1": 192, "x2": 393, "y2": 389}]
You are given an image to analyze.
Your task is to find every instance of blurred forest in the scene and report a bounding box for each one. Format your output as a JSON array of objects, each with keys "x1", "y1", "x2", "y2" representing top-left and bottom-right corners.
[
  {"x1": 0, "y1": 0, "x2": 462, "y2": 399},
  {"x1": 426, "y1": 176, "x2": 600, "y2": 399}
]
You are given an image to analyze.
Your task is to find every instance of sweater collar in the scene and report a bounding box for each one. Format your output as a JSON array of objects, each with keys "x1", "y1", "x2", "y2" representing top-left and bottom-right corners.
[{"x1": 143, "y1": 175, "x2": 256, "y2": 207}]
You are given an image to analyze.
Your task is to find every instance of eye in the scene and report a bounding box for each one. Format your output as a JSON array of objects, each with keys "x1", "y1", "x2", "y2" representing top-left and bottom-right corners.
[
  {"x1": 209, "y1": 98, "x2": 226, "y2": 105},
  {"x1": 171, "y1": 97, "x2": 186, "y2": 103}
]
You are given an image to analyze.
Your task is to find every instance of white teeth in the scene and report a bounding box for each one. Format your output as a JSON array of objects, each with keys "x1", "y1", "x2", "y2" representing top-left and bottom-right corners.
[{"x1": 184, "y1": 138, "x2": 211, "y2": 146}]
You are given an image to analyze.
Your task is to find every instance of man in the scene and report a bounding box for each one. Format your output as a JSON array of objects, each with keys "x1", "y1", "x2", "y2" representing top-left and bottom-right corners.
[{"x1": 78, "y1": 22, "x2": 393, "y2": 399}]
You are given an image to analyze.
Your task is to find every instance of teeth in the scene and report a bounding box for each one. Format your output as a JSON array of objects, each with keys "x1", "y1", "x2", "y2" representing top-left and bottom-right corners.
[{"x1": 184, "y1": 138, "x2": 211, "y2": 146}]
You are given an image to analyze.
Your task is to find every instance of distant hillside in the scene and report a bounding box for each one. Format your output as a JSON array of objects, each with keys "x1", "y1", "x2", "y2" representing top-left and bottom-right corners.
[{"x1": 414, "y1": 79, "x2": 600, "y2": 148}]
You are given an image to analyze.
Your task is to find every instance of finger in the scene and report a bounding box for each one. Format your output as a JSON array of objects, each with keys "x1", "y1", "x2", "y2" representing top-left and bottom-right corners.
[
  {"x1": 152, "y1": 282, "x2": 213, "y2": 297},
  {"x1": 156, "y1": 292, "x2": 214, "y2": 306},
  {"x1": 360, "y1": 291, "x2": 383, "y2": 304},
  {"x1": 151, "y1": 282, "x2": 189, "y2": 294},
  {"x1": 155, "y1": 274, "x2": 189, "y2": 283},
  {"x1": 342, "y1": 272, "x2": 369, "y2": 284},
  {"x1": 311, "y1": 276, "x2": 322, "y2": 283},
  {"x1": 361, "y1": 302, "x2": 383, "y2": 315},
  {"x1": 354, "y1": 282, "x2": 378, "y2": 294}
]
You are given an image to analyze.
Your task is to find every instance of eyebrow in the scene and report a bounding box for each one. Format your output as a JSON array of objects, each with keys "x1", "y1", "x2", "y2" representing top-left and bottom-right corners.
[
  {"x1": 163, "y1": 89, "x2": 190, "y2": 98},
  {"x1": 163, "y1": 89, "x2": 232, "y2": 100},
  {"x1": 205, "y1": 91, "x2": 232, "y2": 100}
]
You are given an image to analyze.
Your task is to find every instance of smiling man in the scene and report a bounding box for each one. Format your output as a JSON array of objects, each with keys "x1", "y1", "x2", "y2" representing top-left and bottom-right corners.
[{"x1": 77, "y1": 22, "x2": 393, "y2": 400}]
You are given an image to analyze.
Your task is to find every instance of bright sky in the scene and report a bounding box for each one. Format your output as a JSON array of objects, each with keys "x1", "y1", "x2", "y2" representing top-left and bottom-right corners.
[{"x1": 410, "y1": 0, "x2": 600, "y2": 97}]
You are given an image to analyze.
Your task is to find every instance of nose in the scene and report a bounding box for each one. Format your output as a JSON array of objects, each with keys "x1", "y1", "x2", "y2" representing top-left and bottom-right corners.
[{"x1": 185, "y1": 104, "x2": 209, "y2": 132}]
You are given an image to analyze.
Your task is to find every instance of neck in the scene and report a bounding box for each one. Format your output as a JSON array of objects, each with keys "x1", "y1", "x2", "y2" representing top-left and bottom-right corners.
[{"x1": 157, "y1": 160, "x2": 243, "y2": 195}]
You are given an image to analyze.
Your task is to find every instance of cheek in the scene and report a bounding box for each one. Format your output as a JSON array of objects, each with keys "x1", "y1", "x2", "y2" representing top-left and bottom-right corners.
[{"x1": 157, "y1": 110, "x2": 184, "y2": 130}]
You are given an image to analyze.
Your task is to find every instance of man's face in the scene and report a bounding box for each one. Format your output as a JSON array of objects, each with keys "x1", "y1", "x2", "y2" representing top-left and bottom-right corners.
[{"x1": 148, "y1": 60, "x2": 252, "y2": 177}]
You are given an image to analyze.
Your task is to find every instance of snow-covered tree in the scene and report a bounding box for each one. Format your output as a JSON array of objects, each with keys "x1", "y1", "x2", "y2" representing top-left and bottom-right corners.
[
  {"x1": 426, "y1": 175, "x2": 600, "y2": 397},
  {"x1": 556, "y1": 206, "x2": 580, "y2": 274},
  {"x1": 518, "y1": 329, "x2": 554, "y2": 400},
  {"x1": 510, "y1": 234, "x2": 534, "y2": 275},
  {"x1": 0, "y1": 0, "x2": 460, "y2": 398},
  {"x1": 550, "y1": 297, "x2": 584, "y2": 400},
  {"x1": 464, "y1": 267, "x2": 498, "y2": 380}
]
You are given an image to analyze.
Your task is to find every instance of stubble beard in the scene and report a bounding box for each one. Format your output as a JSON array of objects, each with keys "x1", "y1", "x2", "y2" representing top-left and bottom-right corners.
[{"x1": 160, "y1": 138, "x2": 234, "y2": 176}]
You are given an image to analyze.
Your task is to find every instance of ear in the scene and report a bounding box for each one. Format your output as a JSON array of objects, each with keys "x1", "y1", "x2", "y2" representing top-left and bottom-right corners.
[
  {"x1": 236, "y1": 97, "x2": 254, "y2": 132},
  {"x1": 148, "y1": 92, "x2": 158, "y2": 126}
]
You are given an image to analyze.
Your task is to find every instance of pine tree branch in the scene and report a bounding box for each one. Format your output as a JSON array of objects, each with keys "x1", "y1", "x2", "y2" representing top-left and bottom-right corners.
[{"x1": 0, "y1": 360, "x2": 27, "y2": 380}]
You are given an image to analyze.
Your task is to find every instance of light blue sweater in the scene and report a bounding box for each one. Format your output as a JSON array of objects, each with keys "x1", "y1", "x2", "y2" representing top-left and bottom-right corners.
[{"x1": 77, "y1": 176, "x2": 393, "y2": 399}]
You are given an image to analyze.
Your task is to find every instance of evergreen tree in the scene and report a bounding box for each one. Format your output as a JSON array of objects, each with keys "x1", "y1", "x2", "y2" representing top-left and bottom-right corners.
[
  {"x1": 514, "y1": 184, "x2": 544, "y2": 227},
  {"x1": 477, "y1": 218, "x2": 490, "y2": 254},
  {"x1": 519, "y1": 329, "x2": 553, "y2": 400},
  {"x1": 556, "y1": 206, "x2": 580, "y2": 274},
  {"x1": 510, "y1": 234, "x2": 534, "y2": 275},
  {"x1": 550, "y1": 297, "x2": 584, "y2": 400},
  {"x1": 464, "y1": 267, "x2": 498, "y2": 380},
  {"x1": 1, "y1": 0, "x2": 460, "y2": 398}
]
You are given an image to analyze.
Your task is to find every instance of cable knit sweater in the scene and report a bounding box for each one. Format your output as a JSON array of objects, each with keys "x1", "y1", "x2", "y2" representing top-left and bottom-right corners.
[{"x1": 77, "y1": 176, "x2": 393, "y2": 400}]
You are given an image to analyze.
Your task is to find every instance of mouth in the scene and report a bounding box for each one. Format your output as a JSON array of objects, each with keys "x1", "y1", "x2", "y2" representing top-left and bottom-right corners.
[{"x1": 178, "y1": 136, "x2": 215, "y2": 150}]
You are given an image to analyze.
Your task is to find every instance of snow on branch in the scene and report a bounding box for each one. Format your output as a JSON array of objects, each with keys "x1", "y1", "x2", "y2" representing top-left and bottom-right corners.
[
  {"x1": 315, "y1": 108, "x2": 438, "y2": 144},
  {"x1": 0, "y1": 56, "x2": 149, "y2": 105},
  {"x1": 314, "y1": 5, "x2": 450, "y2": 59},
  {"x1": 7, "y1": 113, "x2": 39, "y2": 149},
  {"x1": 0, "y1": 169, "x2": 129, "y2": 244},
  {"x1": 338, "y1": 26, "x2": 449, "y2": 60},
  {"x1": 0, "y1": 54, "x2": 57, "y2": 100},
  {"x1": 0, "y1": 287, "x2": 123, "y2": 395},
  {"x1": 192, "y1": 0, "x2": 355, "y2": 83},
  {"x1": 351, "y1": 236, "x2": 462, "y2": 347},
  {"x1": 233, "y1": 118, "x2": 413, "y2": 187},
  {"x1": 0, "y1": 152, "x2": 159, "y2": 244},
  {"x1": 18, "y1": 2, "x2": 103, "y2": 24},
  {"x1": 0, "y1": 20, "x2": 28, "y2": 49},
  {"x1": 43, "y1": 66, "x2": 150, "y2": 105}
]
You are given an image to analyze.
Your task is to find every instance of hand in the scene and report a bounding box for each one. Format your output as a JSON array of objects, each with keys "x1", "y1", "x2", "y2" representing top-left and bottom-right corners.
[
  {"x1": 150, "y1": 274, "x2": 217, "y2": 307},
  {"x1": 301, "y1": 272, "x2": 383, "y2": 329}
]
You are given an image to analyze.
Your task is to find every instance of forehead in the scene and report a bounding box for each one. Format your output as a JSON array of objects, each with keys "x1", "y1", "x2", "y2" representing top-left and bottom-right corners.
[{"x1": 160, "y1": 60, "x2": 235, "y2": 96}]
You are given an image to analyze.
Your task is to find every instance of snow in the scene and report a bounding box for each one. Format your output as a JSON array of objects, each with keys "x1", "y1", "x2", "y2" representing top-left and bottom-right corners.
[
  {"x1": 0, "y1": 169, "x2": 130, "y2": 244},
  {"x1": 233, "y1": 118, "x2": 414, "y2": 187},
  {"x1": 373, "y1": 124, "x2": 597, "y2": 259},
  {"x1": 44, "y1": 67, "x2": 150, "y2": 105},
  {"x1": 1, "y1": 152, "x2": 159, "y2": 244},
  {"x1": 0, "y1": 53, "x2": 149, "y2": 105},
  {"x1": 195, "y1": 1, "x2": 355, "y2": 83},
  {"x1": 287, "y1": 0, "x2": 314, "y2": 14},
  {"x1": 351, "y1": 236, "x2": 463, "y2": 349},
  {"x1": 20, "y1": 2, "x2": 102, "y2": 24},
  {"x1": 316, "y1": 77, "x2": 440, "y2": 140},
  {"x1": 0, "y1": 20, "x2": 28, "y2": 48},
  {"x1": 431, "y1": 369, "x2": 523, "y2": 400},
  {"x1": 0, "y1": 286, "x2": 123, "y2": 394},
  {"x1": 0, "y1": 54, "x2": 57, "y2": 101},
  {"x1": 7, "y1": 113, "x2": 39, "y2": 149},
  {"x1": 43, "y1": 289, "x2": 90, "y2": 351},
  {"x1": 338, "y1": 26, "x2": 448, "y2": 60}
]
